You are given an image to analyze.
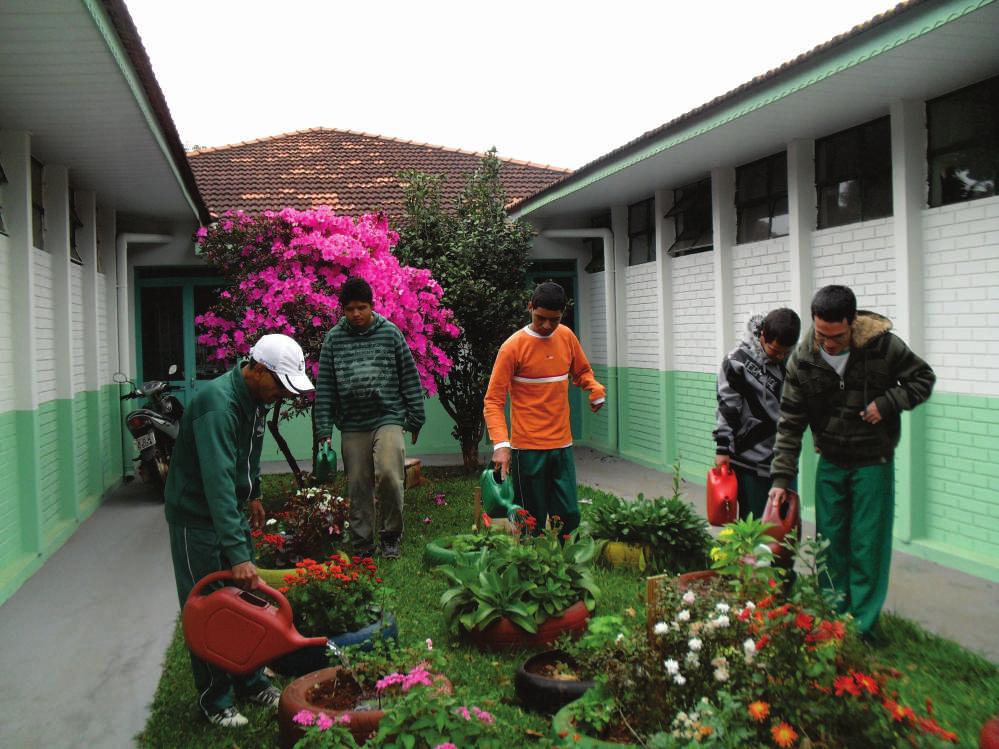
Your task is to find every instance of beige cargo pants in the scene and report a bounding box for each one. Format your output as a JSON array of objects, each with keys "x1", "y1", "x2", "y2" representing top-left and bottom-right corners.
[{"x1": 341, "y1": 424, "x2": 405, "y2": 548}]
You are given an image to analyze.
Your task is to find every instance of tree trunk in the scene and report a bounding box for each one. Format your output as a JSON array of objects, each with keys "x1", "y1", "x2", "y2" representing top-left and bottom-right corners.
[
  {"x1": 269, "y1": 401, "x2": 304, "y2": 488},
  {"x1": 461, "y1": 435, "x2": 480, "y2": 472}
]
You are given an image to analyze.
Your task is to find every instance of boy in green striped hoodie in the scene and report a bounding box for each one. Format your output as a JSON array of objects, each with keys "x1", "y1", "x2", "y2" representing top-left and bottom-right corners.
[{"x1": 315, "y1": 277, "x2": 426, "y2": 559}]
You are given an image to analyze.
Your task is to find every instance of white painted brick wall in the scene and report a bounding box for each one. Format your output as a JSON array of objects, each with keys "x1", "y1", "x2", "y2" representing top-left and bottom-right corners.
[
  {"x1": 812, "y1": 217, "x2": 897, "y2": 322},
  {"x1": 732, "y1": 237, "x2": 791, "y2": 342},
  {"x1": 587, "y1": 271, "x2": 607, "y2": 366},
  {"x1": 922, "y1": 195, "x2": 999, "y2": 397},
  {"x1": 671, "y1": 251, "x2": 716, "y2": 373},
  {"x1": 625, "y1": 263, "x2": 660, "y2": 368},
  {"x1": 0, "y1": 238, "x2": 14, "y2": 412},
  {"x1": 32, "y1": 249, "x2": 57, "y2": 402},
  {"x1": 71, "y1": 265, "x2": 86, "y2": 395}
]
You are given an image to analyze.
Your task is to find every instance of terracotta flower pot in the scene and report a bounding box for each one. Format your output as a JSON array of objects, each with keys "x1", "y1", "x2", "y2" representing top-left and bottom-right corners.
[
  {"x1": 552, "y1": 699, "x2": 639, "y2": 748},
  {"x1": 514, "y1": 649, "x2": 594, "y2": 713},
  {"x1": 460, "y1": 601, "x2": 591, "y2": 651},
  {"x1": 981, "y1": 714, "x2": 999, "y2": 749},
  {"x1": 675, "y1": 569, "x2": 718, "y2": 590},
  {"x1": 278, "y1": 666, "x2": 385, "y2": 749},
  {"x1": 600, "y1": 541, "x2": 649, "y2": 572}
]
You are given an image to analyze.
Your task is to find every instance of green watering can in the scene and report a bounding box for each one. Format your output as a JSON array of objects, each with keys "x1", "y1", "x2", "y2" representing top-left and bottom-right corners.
[
  {"x1": 313, "y1": 442, "x2": 338, "y2": 485},
  {"x1": 479, "y1": 467, "x2": 523, "y2": 521}
]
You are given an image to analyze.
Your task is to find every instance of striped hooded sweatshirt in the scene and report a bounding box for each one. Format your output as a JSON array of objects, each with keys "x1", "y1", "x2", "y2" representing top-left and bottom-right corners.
[
  {"x1": 713, "y1": 314, "x2": 788, "y2": 478},
  {"x1": 484, "y1": 325, "x2": 606, "y2": 451},
  {"x1": 314, "y1": 313, "x2": 426, "y2": 437}
]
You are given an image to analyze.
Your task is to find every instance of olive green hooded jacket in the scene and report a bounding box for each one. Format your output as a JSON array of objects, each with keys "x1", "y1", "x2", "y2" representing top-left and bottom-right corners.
[
  {"x1": 164, "y1": 364, "x2": 267, "y2": 566},
  {"x1": 770, "y1": 312, "x2": 935, "y2": 488}
]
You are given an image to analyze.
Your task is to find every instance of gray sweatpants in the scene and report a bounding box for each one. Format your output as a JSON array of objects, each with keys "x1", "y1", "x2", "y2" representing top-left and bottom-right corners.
[{"x1": 341, "y1": 424, "x2": 405, "y2": 546}]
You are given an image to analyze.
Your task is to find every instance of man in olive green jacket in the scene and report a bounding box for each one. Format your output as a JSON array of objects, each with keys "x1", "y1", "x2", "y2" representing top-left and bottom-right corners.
[
  {"x1": 165, "y1": 334, "x2": 314, "y2": 728},
  {"x1": 768, "y1": 285, "x2": 935, "y2": 636}
]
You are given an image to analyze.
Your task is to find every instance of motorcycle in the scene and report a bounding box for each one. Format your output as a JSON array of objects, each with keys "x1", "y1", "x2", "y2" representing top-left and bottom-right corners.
[{"x1": 114, "y1": 365, "x2": 184, "y2": 493}]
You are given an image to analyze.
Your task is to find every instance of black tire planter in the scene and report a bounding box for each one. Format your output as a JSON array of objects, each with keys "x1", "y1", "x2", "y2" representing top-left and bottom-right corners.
[
  {"x1": 269, "y1": 612, "x2": 398, "y2": 677},
  {"x1": 423, "y1": 536, "x2": 481, "y2": 567},
  {"x1": 514, "y1": 649, "x2": 594, "y2": 713}
]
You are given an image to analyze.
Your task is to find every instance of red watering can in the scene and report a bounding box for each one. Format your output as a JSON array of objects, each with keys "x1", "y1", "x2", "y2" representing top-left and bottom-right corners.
[
  {"x1": 761, "y1": 489, "x2": 802, "y2": 568},
  {"x1": 182, "y1": 571, "x2": 326, "y2": 675},
  {"x1": 706, "y1": 463, "x2": 738, "y2": 526}
]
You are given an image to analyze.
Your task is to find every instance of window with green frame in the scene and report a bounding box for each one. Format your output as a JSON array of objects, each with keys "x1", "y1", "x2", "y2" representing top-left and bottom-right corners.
[
  {"x1": 736, "y1": 152, "x2": 788, "y2": 244},
  {"x1": 927, "y1": 73, "x2": 999, "y2": 207},
  {"x1": 816, "y1": 117, "x2": 892, "y2": 228},
  {"x1": 628, "y1": 198, "x2": 655, "y2": 265}
]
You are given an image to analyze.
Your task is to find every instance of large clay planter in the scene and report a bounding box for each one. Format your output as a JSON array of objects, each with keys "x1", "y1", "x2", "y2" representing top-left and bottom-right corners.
[
  {"x1": 278, "y1": 666, "x2": 385, "y2": 748},
  {"x1": 552, "y1": 699, "x2": 639, "y2": 748},
  {"x1": 981, "y1": 714, "x2": 999, "y2": 749},
  {"x1": 600, "y1": 541, "x2": 649, "y2": 572},
  {"x1": 675, "y1": 569, "x2": 718, "y2": 589},
  {"x1": 461, "y1": 601, "x2": 591, "y2": 651},
  {"x1": 515, "y1": 649, "x2": 594, "y2": 713},
  {"x1": 270, "y1": 612, "x2": 398, "y2": 677}
]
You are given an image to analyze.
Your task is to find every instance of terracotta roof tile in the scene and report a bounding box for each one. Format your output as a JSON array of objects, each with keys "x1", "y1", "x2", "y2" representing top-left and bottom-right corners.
[{"x1": 187, "y1": 127, "x2": 569, "y2": 222}]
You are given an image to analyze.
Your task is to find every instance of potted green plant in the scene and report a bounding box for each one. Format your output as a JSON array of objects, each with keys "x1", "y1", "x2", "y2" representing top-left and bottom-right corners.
[
  {"x1": 423, "y1": 525, "x2": 516, "y2": 567},
  {"x1": 438, "y1": 517, "x2": 599, "y2": 651},
  {"x1": 554, "y1": 535, "x2": 958, "y2": 747},
  {"x1": 270, "y1": 554, "x2": 396, "y2": 676},
  {"x1": 584, "y1": 463, "x2": 712, "y2": 575},
  {"x1": 255, "y1": 486, "x2": 351, "y2": 586}
]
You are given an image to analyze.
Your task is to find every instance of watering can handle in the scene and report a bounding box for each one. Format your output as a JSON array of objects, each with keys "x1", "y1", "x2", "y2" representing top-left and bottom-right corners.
[{"x1": 187, "y1": 570, "x2": 294, "y2": 627}]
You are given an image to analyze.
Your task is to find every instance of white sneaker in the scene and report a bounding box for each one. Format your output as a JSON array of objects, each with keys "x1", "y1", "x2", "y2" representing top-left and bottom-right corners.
[
  {"x1": 248, "y1": 685, "x2": 281, "y2": 709},
  {"x1": 208, "y1": 706, "x2": 248, "y2": 728}
]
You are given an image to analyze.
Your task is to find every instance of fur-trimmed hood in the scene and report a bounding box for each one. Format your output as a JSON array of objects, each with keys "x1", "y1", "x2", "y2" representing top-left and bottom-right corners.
[{"x1": 808, "y1": 310, "x2": 892, "y2": 352}]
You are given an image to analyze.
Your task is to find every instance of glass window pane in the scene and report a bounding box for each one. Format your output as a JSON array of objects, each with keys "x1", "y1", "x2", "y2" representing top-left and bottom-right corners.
[
  {"x1": 194, "y1": 285, "x2": 233, "y2": 380},
  {"x1": 629, "y1": 232, "x2": 651, "y2": 265},
  {"x1": 818, "y1": 130, "x2": 860, "y2": 183},
  {"x1": 738, "y1": 202, "x2": 771, "y2": 243},
  {"x1": 141, "y1": 287, "x2": 185, "y2": 381},
  {"x1": 769, "y1": 152, "x2": 788, "y2": 194},
  {"x1": 737, "y1": 160, "x2": 768, "y2": 202},
  {"x1": 819, "y1": 180, "x2": 862, "y2": 228},
  {"x1": 931, "y1": 146, "x2": 999, "y2": 206},
  {"x1": 629, "y1": 200, "x2": 649, "y2": 233},
  {"x1": 863, "y1": 177, "x2": 893, "y2": 220},
  {"x1": 929, "y1": 83, "x2": 996, "y2": 152},
  {"x1": 770, "y1": 196, "x2": 789, "y2": 237},
  {"x1": 861, "y1": 118, "x2": 892, "y2": 179}
]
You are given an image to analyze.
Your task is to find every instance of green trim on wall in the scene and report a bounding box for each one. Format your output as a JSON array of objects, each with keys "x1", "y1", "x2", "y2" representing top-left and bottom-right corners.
[
  {"x1": 54, "y1": 399, "x2": 78, "y2": 534},
  {"x1": 512, "y1": 0, "x2": 995, "y2": 218}
]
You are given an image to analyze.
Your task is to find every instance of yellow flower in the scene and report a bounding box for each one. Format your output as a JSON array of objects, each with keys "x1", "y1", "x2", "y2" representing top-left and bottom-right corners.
[
  {"x1": 710, "y1": 547, "x2": 723, "y2": 561},
  {"x1": 718, "y1": 528, "x2": 735, "y2": 540}
]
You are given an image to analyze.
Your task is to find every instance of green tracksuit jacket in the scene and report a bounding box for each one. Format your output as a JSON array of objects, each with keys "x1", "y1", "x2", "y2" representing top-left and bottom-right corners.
[
  {"x1": 164, "y1": 364, "x2": 267, "y2": 566},
  {"x1": 314, "y1": 313, "x2": 426, "y2": 438},
  {"x1": 771, "y1": 312, "x2": 935, "y2": 488}
]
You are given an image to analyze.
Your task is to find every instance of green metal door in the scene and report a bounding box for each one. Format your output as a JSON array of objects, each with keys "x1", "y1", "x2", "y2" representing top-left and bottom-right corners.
[{"x1": 526, "y1": 263, "x2": 581, "y2": 438}]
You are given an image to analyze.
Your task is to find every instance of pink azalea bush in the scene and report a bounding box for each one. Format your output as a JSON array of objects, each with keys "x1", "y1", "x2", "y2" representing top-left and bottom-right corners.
[{"x1": 195, "y1": 207, "x2": 459, "y2": 416}]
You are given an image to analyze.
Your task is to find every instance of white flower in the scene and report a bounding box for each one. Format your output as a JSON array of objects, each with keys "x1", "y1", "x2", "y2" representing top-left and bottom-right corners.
[
  {"x1": 682, "y1": 590, "x2": 696, "y2": 604},
  {"x1": 265, "y1": 518, "x2": 277, "y2": 526},
  {"x1": 743, "y1": 638, "x2": 757, "y2": 655},
  {"x1": 714, "y1": 615, "x2": 730, "y2": 628},
  {"x1": 685, "y1": 651, "x2": 699, "y2": 666},
  {"x1": 654, "y1": 621, "x2": 669, "y2": 635},
  {"x1": 713, "y1": 667, "x2": 729, "y2": 682},
  {"x1": 714, "y1": 602, "x2": 730, "y2": 613},
  {"x1": 425, "y1": 638, "x2": 433, "y2": 651},
  {"x1": 673, "y1": 674, "x2": 687, "y2": 686},
  {"x1": 615, "y1": 633, "x2": 625, "y2": 644},
  {"x1": 745, "y1": 601, "x2": 756, "y2": 610},
  {"x1": 664, "y1": 658, "x2": 680, "y2": 675},
  {"x1": 710, "y1": 656, "x2": 728, "y2": 668},
  {"x1": 676, "y1": 609, "x2": 691, "y2": 622},
  {"x1": 688, "y1": 637, "x2": 702, "y2": 652}
]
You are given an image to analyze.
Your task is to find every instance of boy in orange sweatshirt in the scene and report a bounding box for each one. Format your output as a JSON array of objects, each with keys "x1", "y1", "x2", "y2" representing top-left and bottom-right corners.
[{"x1": 483, "y1": 282, "x2": 606, "y2": 535}]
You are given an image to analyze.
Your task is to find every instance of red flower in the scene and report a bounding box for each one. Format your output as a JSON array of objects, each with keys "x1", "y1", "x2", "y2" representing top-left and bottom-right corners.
[
  {"x1": 794, "y1": 612, "x2": 814, "y2": 631},
  {"x1": 770, "y1": 721, "x2": 798, "y2": 747},
  {"x1": 756, "y1": 635, "x2": 770, "y2": 651},
  {"x1": 834, "y1": 675, "x2": 861, "y2": 697},
  {"x1": 853, "y1": 672, "x2": 878, "y2": 695},
  {"x1": 882, "y1": 698, "x2": 915, "y2": 723},
  {"x1": 747, "y1": 701, "x2": 770, "y2": 722},
  {"x1": 481, "y1": 513, "x2": 492, "y2": 528}
]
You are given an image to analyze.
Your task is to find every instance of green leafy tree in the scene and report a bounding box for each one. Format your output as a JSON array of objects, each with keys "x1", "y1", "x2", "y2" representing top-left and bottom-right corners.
[{"x1": 396, "y1": 149, "x2": 533, "y2": 470}]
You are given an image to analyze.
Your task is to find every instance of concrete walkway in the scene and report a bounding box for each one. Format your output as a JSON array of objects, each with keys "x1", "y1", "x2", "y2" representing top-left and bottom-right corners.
[{"x1": 1, "y1": 447, "x2": 996, "y2": 748}]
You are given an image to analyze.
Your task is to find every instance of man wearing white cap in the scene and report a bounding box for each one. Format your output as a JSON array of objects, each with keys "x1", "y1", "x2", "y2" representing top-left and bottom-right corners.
[{"x1": 164, "y1": 333, "x2": 313, "y2": 728}]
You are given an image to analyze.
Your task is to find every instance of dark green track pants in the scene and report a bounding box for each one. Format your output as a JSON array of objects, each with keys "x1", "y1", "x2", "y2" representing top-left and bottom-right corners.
[
  {"x1": 511, "y1": 446, "x2": 579, "y2": 536},
  {"x1": 168, "y1": 523, "x2": 271, "y2": 717},
  {"x1": 815, "y1": 457, "x2": 895, "y2": 634}
]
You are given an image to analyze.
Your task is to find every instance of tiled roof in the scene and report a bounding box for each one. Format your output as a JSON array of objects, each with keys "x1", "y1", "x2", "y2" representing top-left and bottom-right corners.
[
  {"x1": 509, "y1": 0, "x2": 928, "y2": 213},
  {"x1": 187, "y1": 128, "x2": 570, "y2": 221}
]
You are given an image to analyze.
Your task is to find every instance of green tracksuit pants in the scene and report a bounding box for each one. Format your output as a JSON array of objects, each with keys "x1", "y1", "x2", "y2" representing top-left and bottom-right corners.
[
  {"x1": 511, "y1": 446, "x2": 579, "y2": 536},
  {"x1": 814, "y1": 457, "x2": 895, "y2": 634},
  {"x1": 168, "y1": 523, "x2": 271, "y2": 717}
]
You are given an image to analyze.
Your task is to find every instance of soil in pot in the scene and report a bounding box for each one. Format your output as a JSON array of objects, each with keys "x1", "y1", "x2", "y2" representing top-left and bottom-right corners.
[
  {"x1": 515, "y1": 649, "x2": 594, "y2": 713},
  {"x1": 278, "y1": 667, "x2": 384, "y2": 749}
]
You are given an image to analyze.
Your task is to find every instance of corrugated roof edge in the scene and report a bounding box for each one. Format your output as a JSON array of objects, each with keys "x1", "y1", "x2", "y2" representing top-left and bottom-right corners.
[
  {"x1": 187, "y1": 126, "x2": 572, "y2": 175},
  {"x1": 508, "y1": 0, "x2": 945, "y2": 217},
  {"x1": 98, "y1": 0, "x2": 212, "y2": 225}
]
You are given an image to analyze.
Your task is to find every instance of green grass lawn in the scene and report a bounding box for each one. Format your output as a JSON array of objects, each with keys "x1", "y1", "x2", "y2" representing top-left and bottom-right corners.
[{"x1": 137, "y1": 469, "x2": 999, "y2": 748}]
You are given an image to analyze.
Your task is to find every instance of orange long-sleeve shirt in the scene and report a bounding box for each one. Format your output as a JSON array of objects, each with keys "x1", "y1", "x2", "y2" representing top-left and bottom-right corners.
[{"x1": 483, "y1": 325, "x2": 606, "y2": 450}]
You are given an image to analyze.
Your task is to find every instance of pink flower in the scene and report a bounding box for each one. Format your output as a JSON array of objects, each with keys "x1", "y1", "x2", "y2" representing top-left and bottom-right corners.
[
  {"x1": 434, "y1": 744, "x2": 458, "y2": 749},
  {"x1": 426, "y1": 638, "x2": 433, "y2": 651},
  {"x1": 434, "y1": 493, "x2": 447, "y2": 506},
  {"x1": 292, "y1": 710, "x2": 316, "y2": 726},
  {"x1": 195, "y1": 226, "x2": 208, "y2": 239},
  {"x1": 422, "y1": 516, "x2": 432, "y2": 525},
  {"x1": 338, "y1": 713, "x2": 351, "y2": 724},
  {"x1": 315, "y1": 713, "x2": 334, "y2": 730},
  {"x1": 376, "y1": 672, "x2": 405, "y2": 691},
  {"x1": 473, "y1": 706, "x2": 495, "y2": 724},
  {"x1": 455, "y1": 705, "x2": 471, "y2": 721}
]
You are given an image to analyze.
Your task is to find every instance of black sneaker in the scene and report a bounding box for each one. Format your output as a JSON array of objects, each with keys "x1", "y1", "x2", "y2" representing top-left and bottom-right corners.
[
  {"x1": 207, "y1": 706, "x2": 248, "y2": 728},
  {"x1": 380, "y1": 537, "x2": 401, "y2": 559},
  {"x1": 247, "y1": 685, "x2": 281, "y2": 709}
]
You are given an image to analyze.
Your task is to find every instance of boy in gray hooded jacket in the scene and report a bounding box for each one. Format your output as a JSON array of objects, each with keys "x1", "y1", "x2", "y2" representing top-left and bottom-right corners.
[{"x1": 713, "y1": 308, "x2": 801, "y2": 520}]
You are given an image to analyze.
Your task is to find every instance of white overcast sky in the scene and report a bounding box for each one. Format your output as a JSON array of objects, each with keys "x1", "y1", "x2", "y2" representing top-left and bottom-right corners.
[{"x1": 127, "y1": 0, "x2": 901, "y2": 170}]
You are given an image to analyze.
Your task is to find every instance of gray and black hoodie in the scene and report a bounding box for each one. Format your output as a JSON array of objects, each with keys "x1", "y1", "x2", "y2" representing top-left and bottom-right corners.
[{"x1": 713, "y1": 314, "x2": 787, "y2": 478}]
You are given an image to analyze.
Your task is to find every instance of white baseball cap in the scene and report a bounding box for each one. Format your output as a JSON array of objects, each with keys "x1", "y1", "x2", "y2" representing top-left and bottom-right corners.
[{"x1": 249, "y1": 334, "x2": 315, "y2": 395}]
